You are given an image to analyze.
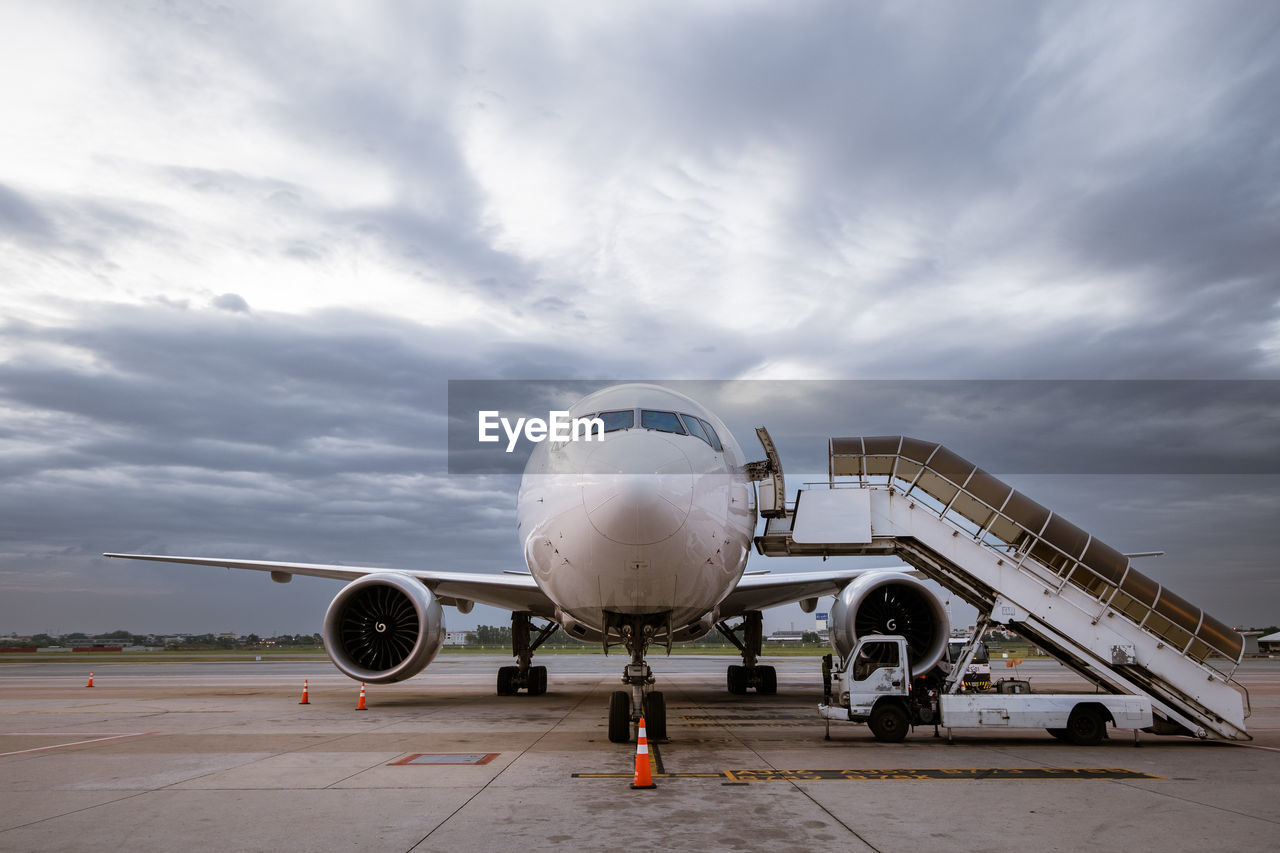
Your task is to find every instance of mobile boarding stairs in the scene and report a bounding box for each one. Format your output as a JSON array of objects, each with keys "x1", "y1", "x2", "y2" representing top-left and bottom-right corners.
[{"x1": 752, "y1": 433, "x2": 1250, "y2": 741}]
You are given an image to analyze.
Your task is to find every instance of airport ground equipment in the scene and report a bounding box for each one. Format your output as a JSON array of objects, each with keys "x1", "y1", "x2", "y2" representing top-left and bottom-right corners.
[
  {"x1": 756, "y1": 435, "x2": 1249, "y2": 741},
  {"x1": 943, "y1": 637, "x2": 991, "y2": 690},
  {"x1": 819, "y1": 635, "x2": 1154, "y2": 744}
]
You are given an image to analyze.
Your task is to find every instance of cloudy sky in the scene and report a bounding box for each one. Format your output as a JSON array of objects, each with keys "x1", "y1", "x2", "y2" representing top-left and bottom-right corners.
[{"x1": 1, "y1": 1, "x2": 1278, "y2": 639}]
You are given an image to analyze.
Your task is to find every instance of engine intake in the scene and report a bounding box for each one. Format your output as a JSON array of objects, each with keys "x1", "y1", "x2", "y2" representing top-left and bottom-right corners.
[
  {"x1": 322, "y1": 573, "x2": 444, "y2": 683},
  {"x1": 829, "y1": 573, "x2": 949, "y2": 673}
]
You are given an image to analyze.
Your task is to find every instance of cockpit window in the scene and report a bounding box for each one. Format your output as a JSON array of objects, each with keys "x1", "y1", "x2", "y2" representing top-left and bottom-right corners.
[
  {"x1": 573, "y1": 414, "x2": 604, "y2": 439},
  {"x1": 680, "y1": 414, "x2": 711, "y2": 446},
  {"x1": 598, "y1": 410, "x2": 634, "y2": 432},
  {"x1": 696, "y1": 417, "x2": 723, "y2": 452},
  {"x1": 641, "y1": 409, "x2": 686, "y2": 434}
]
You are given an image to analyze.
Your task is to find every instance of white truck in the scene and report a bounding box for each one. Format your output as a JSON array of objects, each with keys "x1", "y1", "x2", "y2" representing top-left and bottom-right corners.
[
  {"x1": 819, "y1": 635, "x2": 1154, "y2": 745},
  {"x1": 942, "y1": 637, "x2": 991, "y2": 691}
]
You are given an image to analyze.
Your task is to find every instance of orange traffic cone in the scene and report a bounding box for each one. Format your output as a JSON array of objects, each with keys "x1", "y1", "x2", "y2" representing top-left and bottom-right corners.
[
  {"x1": 86, "y1": 671, "x2": 94, "y2": 688},
  {"x1": 356, "y1": 682, "x2": 367, "y2": 711},
  {"x1": 630, "y1": 716, "x2": 656, "y2": 789},
  {"x1": 299, "y1": 679, "x2": 310, "y2": 705}
]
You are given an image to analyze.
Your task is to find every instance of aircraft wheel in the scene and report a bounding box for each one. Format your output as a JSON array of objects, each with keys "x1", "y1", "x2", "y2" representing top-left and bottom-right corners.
[
  {"x1": 496, "y1": 665, "x2": 517, "y2": 695},
  {"x1": 608, "y1": 690, "x2": 632, "y2": 743},
  {"x1": 758, "y1": 665, "x2": 777, "y2": 695},
  {"x1": 644, "y1": 691, "x2": 667, "y2": 741},
  {"x1": 529, "y1": 665, "x2": 547, "y2": 696},
  {"x1": 1066, "y1": 706, "x2": 1106, "y2": 746},
  {"x1": 868, "y1": 703, "x2": 910, "y2": 743},
  {"x1": 727, "y1": 665, "x2": 747, "y2": 695}
]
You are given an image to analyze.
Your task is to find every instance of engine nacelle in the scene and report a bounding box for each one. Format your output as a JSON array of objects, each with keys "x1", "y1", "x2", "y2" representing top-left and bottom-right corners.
[
  {"x1": 322, "y1": 573, "x2": 445, "y2": 684},
  {"x1": 829, "y1": 573, "x2": 949, "y2": 673}
]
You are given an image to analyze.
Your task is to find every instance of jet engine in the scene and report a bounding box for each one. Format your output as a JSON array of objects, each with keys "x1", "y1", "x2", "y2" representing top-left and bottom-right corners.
[
  {"x1": 322, "y1": 573, "x2": 445, "y2": 684},
  {"x1": 828, "y1": 573, "x2": 949, "y2": 673}
]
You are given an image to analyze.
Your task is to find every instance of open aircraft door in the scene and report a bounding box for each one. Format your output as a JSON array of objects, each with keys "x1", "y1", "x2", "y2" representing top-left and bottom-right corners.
[{"x1": 749, "y1": 427, "x2": 787, "y2": 518}]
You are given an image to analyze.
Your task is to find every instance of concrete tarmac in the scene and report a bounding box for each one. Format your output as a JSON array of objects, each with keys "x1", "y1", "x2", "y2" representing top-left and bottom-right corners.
[{"x1": 2, "y1": 654, "x2": 1278, "y2": 852}]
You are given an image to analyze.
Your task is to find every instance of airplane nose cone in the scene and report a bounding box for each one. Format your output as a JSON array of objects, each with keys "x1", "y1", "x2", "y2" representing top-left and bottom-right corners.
[{"x1": 581, "y1": 433, "x2": 693, "y2": 545}]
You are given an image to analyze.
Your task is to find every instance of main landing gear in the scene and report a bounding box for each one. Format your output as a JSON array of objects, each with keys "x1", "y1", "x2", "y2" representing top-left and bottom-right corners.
[
  {"x1": 716, "y1": 611, "x2": 777, "y2": 695},
  {"x1": 606, "y1": 613, "x2": 668, "y2": 744},
  {"x1": 496, "y1": 611, "x2": 557, "y2": 696}
]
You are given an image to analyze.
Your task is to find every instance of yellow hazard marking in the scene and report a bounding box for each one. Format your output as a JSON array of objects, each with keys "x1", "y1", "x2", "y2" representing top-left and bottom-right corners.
[
  {"x1": 574, "y1": 768, "x2": 1162, "y2": 781},
  {"x1": 720, "y1": 768, "x2": 1163, "y2": 782}
]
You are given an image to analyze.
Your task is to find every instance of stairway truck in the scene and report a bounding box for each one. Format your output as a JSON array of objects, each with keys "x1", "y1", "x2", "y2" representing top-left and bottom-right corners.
[{"x1": 819, "y1": 636, "x2": 1153, "y2": 745}]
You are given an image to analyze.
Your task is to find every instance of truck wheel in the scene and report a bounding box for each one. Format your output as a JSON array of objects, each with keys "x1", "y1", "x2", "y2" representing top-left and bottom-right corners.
[
  {"x1": 1046, "y1": 727, "x2": 1071, "y2": 741},
  {"x1": 868, "y1": 703, "x2": 910, "y2": 743},
  {"x1": 1066, "y1": 705, "x2": 1106, "y2": 746}
]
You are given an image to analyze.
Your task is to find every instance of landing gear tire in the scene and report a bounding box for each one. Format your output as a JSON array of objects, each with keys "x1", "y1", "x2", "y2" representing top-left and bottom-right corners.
[
  {"x1": 609, "y1": 690, "x2": 632, "y2": 743},
  {"x1": 1066, "y1": 706, "x2": 1106, "y2": 746},
  {"x1": 757, "y1": 665, "x2": 777, "y2": 695},
  {"x1": 644, "y1": 691, "x2": 667, "y2": 741},
  {"x1": 496, "y1": 665, "x2": 517, "y2": 696},
  {"x1": 529, "y1": 665, "x2": 548, "y2": 696},
  {"x1": 727, "y1": 665, "x2": 747, "y2": 695},
  {"x1": 868, "y1": 703, "x2": 910, "y2": 743}
]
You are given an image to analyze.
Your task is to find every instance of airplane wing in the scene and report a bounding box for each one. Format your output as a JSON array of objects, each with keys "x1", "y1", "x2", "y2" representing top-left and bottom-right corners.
[
  {"x1": 101, "y1": 553, "x2": 557, "y2": 617},
  {"x1": 717, "y1": 567, "x2": 912, "y2": 618},
  {"x1": 104, "y1": 553, "x2": 913, "y2": 624}
]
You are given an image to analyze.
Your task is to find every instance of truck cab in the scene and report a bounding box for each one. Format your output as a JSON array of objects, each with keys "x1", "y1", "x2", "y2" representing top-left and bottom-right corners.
[
  {"x1": 832, "y1": 635, "x2": 934, "y2": 742},
  {"x1": 844, "y1": 638, "x2": 910, "y2": 715}
]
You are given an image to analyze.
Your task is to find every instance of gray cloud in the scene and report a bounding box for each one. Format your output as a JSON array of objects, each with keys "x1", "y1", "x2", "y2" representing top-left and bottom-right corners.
[
  {"x1": 0, "y1": 1, "x2": 1277, "y2": 635},
  {"x1": 211, "y1": 292, "x2": 250, "y2": 313},
  {"x1": 0, "y1": 183, "x2": 55, "y2": 242}
]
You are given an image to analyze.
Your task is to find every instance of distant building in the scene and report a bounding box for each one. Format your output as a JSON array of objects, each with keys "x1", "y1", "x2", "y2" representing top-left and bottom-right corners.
[
  {"x1": 1258, "y1": 632, "x2": 1280, "y2": 654},
  {"x1": 766, "y1": 630, "x2": 828, "y2": 644},
  {"x1": 445, "y1": 630, "x2": 474, "y2": 646}
]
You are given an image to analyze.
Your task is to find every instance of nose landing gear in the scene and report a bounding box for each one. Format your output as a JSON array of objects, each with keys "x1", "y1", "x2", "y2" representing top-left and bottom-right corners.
[{"x1": 606, "y1": 614, "x2": 668, "y2": 743}]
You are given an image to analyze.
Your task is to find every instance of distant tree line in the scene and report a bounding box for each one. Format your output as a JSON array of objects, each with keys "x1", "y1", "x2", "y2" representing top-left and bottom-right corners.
[{"x1": 3, "y1": 632, "x2": 324, "y2": 650}]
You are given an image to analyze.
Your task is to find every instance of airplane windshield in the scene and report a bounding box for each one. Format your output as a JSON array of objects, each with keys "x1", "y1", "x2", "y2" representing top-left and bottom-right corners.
[
  {"x1": 641, "y1": 410, "x2": 686, "y2": 434},
  {"x1": 598, "y1": 410, "x2": 634, "y2": 432},
  {"x1": 680, "y1": 414, "x2": 711, "y2": 445},
  {"x1": 696, "y1": 417, "x2": 723, "y2": 451}
]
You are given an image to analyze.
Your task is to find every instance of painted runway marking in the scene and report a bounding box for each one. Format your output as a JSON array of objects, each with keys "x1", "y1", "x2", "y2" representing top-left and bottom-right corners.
[
  {"x1": 0, "y1": 731, "x2": 153, "y2": 757},
  {"x1": 573, "y1": 767, "x2": 1164, "y2": 781},
  {"x1": 720, "y1": 768, "x2": 1164, "y2": 782},
  {"x1": 572, "y1": 772, "x2": 724, "y2": 779},
  {"x1": 1208, "y1": 741, "x2": 1280, "y2": 754}
]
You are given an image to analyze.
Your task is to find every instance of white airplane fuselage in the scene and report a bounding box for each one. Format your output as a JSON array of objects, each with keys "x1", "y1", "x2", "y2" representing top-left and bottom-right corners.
[{"x1": 516, "y1": 384, "x2": 757, "y2": 637}]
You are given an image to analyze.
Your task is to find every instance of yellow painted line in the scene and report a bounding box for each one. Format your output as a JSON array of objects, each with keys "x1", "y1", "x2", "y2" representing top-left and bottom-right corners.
[
  {"x1": 720, "y1": 768, "x2": 1164, "y2": 782},
  {"x1": 573, "y1": 768, "x2": 1163, "y2": 781},
  {"x1": 572, "y1": 773, "x2": 724, "y2": 779}
]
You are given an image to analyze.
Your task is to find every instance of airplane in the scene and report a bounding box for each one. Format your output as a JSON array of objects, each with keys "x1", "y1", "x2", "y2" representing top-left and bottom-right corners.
[{"x1": 106, "y1": 383, "x2": 949, "y2": 742}]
